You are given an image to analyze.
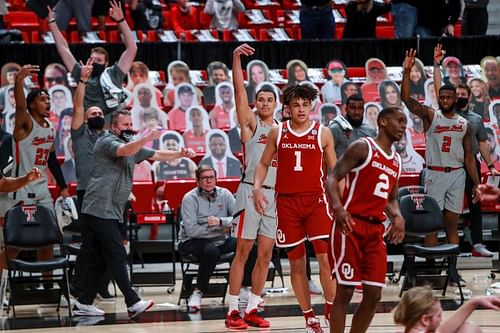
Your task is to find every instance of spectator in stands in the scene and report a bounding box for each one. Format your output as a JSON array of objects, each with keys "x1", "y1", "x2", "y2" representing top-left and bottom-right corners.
[
  {"x1": 408, "y1": 58, "x2": 426, "y2": 101},
  {"x1": 362, "y1": 58, "x2": 387, "y2": 102},
  {"x1": 49, "y1": 85, "x2": 73, "y2": 119},
  {"x1": 170, "y1": 0, "x2": 198, "y2": 38},
  {"x1": 129, "y1": 0, "x2": 164, "y2": 32},
  {"x1": 163, "y1": 60, "x2": 202, "y2": 107},
  {"x1": 200, "y1": 130, "x2": 242, "y2": 177},
  {"x1": 286, "y1": 59, "x2": 309, "y2": 88},
  {"x1": 43, "y1": 63, "x2": 69, "y2": 91},
  {"x1": 406, "y1": 111, "x2": 425, "y2": 147},
  {"x1": 394, "y1": 286, "x2": 500, "y2": 333},
  {"x1": 126, "y1": 61, "x2": 163, "y2": 107},
  {"x1": 203, "y1": 61, "x2": 230, "y2": 105},
  {"x1": 0, "y1": 111, "x2": 11, "y2": 169},
  {"x1": 92, "y1": 0, "x2": 126, "y2": 31},
  {"x1": 442, "y1": 56, "x2": 466, "y2": 87},
  {"x1": 53, "y1": 0, "x2": 93, "y2": 34},
  {"x1": 169, "y1": 83, "x2": 199, "y2": 131},
  {"x1": 489, "y1": 102, "x2": 500, "y2": 128},
  {"x1": 321, "y1": 60, "x2": 349, "y2": 104},
  {"x1": 55, "y1": 108, "x2": 73, "y2": 157},
  {"x1": 178, "y1": 165, "x2": 237, "y2": 311},
  {"x1": 340, "y1": 82, "x2": 361, "y2": 109},
  {"x1": 319, "y1": 103, "x2": 340, "y2": 126},
  {"x1": 210, "y1": 82, "x2": 235, "y2": 129},
  {"x1": 153, "y1": 131, "x2": 197, "y2": 180},
  {"x1": 394, "y1": 130, "x2": 424, "y2": 173},
  {"x1": 246, "y1": 60, "x2": 269, "y2": 104},
  {"x1": 423, "y1": 78, "x2": 438, "y2": 110},
  {"x1": 469, "y1": 78, "x2": 491, "y2": 121},
  {"x1": 204, "y1": 0, "x2": 245, "y2": 31},
  {"x1": 342, "y1": 0, "x2": 392, "y2": 39},
  {"x1": 184, "y1": 106, "x2": 210, "y2": 154},
  {"x1": 364, "y1": 102, "x2": 381, "y2": 131},
  {"x1": 379, "y1": 80, "x2": 402, "y2": 109},
  {"x1": 481, "y1": 56, "x2": 500, "y2": 98},
  {"x1": 329, "y1": 94, "x2": 376, "y2": 157},
  {"x1": 485, "y1": 126, "x2": 500, "y2": 166},
  {"x1": 462, "y1": 0, "x2": 489, "y2": 36},
  {"x1": 131, "y1": 83, "x2": 167, "y2": 132},
  {"x1": 0, "y1": 63, "x2": 20, "y2": 113},
  {"x1": 48, "y1": 1, "x2": 137, "y2": 123},
  {"x1": 139, "y1": 108, "x2": 168, "y2": 150},
  {"x1": 299, "y1": 0, "x2": 334, "y2": 39},
  {"x1": 415, "y1": 0, "x2": 461, "y2": 37},
  {"x1": 391, "y1": 0, "x2": 417, "y2": 38},
  {"x1": 2, "y1": 87, "x2": 15, "y2": 133}
]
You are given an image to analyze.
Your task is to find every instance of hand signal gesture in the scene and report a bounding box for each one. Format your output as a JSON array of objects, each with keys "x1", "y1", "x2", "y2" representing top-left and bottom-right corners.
[
  {"x1": 17, "y1": 65, "x2": 40, "y2": 81},
  {"x1": 403, "y1": 49, "x2": 416, "y2": 71},
  {"x1": 434, "y1": 44, "x2": 445, "y2": 65},
  {"x1": 80, "y1": 59, "x2": 94, "y2": 82},
  {"x1": 47, "y1": 6, "x2": 55, "y2": 22},
  {"x1": 233, "y1": 44, "x2": 255, "y2": 58},
  {"x1": 109, "y1": 0, "x2": 124, "y2": 22}
]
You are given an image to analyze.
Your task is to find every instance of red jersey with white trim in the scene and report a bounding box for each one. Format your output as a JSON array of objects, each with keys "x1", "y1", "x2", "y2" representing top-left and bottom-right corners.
[
  {"x1": 275, "y1": 120, "x2": 326, "y2": 196},
  {"x1": 342, "y1": 137, "x2": 401, "y2": 223}
]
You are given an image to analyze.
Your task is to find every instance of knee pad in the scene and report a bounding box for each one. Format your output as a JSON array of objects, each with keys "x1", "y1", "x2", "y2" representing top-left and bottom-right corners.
[
  {"x1": 285, "y1": 243, "x2": 306, "y2": 260},
  {"x1": 311, "y1": 239, "x2": 328, "y2": 254}
]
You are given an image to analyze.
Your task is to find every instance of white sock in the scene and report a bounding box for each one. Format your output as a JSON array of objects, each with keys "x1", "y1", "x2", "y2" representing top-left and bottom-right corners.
[
  {"x1": 227, "y1": 294, "x2": 239, "y2": 315},
  {"x1": 245, "y1": 292, "x2": 260, "y2": 313}
]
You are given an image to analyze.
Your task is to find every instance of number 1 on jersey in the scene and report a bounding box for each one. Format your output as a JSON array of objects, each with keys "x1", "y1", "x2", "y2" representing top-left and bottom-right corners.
[{"x1": 294, "y1": 151, "x2": 303, "y2": 171}]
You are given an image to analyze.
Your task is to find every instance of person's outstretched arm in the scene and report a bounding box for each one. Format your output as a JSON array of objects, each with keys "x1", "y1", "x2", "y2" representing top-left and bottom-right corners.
[
  {"x1": 47, "y1": 6, "x2": 78, "y2": 72},
  {"x1": 71, "y1": 60, "x2": 93, "y2": 130},
  {"x1": 433, "y1": 44, "x2": 444, "y2": 95},
  {"x1": 110, "y1": 0, "x2": 138, "y2": 74},
  {"x1": 438, "y1": 296, "x2": 500, "y2": 333},
  {"x1": 13, "y1": 65, "x2": 37, "y2": 142}
]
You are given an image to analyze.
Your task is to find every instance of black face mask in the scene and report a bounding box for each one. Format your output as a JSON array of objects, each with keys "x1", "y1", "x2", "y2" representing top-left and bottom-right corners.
[
  {"x1": 87, "y1": 116, "x2": 105, "y2": 130},
  {"x1": 91, "y1": 63, "x2": 106, "y2": 78},
  {"x1": 346, "y1": 114, "x2": 363, "y2": 127},
  {"x1": 119, "y1": 129, "x2": 137, "y2": 142},
  {"x1": 455, "y1": 97, "x2": 469, "y2": 110}
]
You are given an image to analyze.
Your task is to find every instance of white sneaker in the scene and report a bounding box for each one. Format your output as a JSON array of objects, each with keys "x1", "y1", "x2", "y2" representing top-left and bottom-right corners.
[
  {"x1": 308, "y1": 280, "x2": 322, "y2": 295},
  {"x1": 472, "y1": 244, "x2": 495, "y2": 258},
  {"x1": 60, "y1": 294, "x2": 76, "y2": 308},
  {"x1": 127, "y1": 299, "x2": 154, "y2": 319},
  {"x1": 73, "y1": 300, "x2": 105, "y2": 316},
  {"x1": 187, "y1": 289, "x2": 202, "y2": 312}
]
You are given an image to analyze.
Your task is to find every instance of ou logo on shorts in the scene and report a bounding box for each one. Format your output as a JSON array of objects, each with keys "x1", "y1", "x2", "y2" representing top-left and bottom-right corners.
[
  {"x1": 342, "y1": 263, "x2": 354, "y2": 280},
  {"x1": 277, "y1": 229, "x2": 285, "y2": 243}
]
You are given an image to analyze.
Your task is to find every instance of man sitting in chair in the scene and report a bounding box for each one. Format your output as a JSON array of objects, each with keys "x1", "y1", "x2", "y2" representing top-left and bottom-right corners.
[{"x1": 178, "y1": 165, "x2": 236, "y2": 312}]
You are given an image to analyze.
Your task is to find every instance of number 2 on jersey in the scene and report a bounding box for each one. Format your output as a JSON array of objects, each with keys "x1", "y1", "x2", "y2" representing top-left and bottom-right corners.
[
  {"x1": 441, "y1": 136, "x2": 451, "y2": 153},
  {"x1": 373, "y1": 173, "x2": 389, "y2": 199},
  {"x1": 34, "y1": 148, "x2": 50, "y2": 166},
  {"x1": 294, "y1": 151, "x2": 303, "y2": 171}
]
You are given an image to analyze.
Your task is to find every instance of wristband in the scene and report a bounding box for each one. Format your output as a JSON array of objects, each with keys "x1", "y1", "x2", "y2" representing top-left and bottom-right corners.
[
  {"x1": 115, "y1": 18, "x2": 125, "y2": 23},
  {"x1": 49, "y1": 18, "x2": 56, "y2": 23},
  {"x1": 79, "y1": 79, "x2": 88, "y2": 85}
]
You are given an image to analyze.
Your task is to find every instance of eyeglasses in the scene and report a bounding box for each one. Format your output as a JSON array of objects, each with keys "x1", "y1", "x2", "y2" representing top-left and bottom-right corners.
[
  {"x1": 329, "y1": 68, "x2": 343, "y2": 74},
  {"x1": 46, "y1": 77, "x2": 64, "y2": 84},
  {"x1": 199, "y1": 176, "x2": 216, "y2": 181}
]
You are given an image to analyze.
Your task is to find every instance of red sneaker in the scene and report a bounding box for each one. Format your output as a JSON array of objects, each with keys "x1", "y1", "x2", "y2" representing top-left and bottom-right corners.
[
  {"x1": 244, "y1": 308, "x2": 270, "y2": 328},
  {"x1": 225, "y1": 310, "x2": 248, "y2": 330},
  {"x1": 305, "y1": 316, "x2": 323, "y2": 333}
]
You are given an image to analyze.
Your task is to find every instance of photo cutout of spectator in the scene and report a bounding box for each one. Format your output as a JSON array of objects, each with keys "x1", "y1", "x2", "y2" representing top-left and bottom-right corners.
[
  {"x1": 126, "y1": 61, "x2": 163, "y2": 108},
  {"x1": 363, "y1": 101, "x2": 382, "y2": 131},
  {"x1": 405, "y1": 109, "x2": 426, "y2": 147},
  {"x1": 184, "y1": 106, "x2": 211, "y2": 154},
  {"x1": 408, "y1": 57, "x2": 426, "y2": 101},
  {"x1": 423, "y1": 78, "x2": 439, "y2": 110},
  {"x1": 245, "y1": 59, "x2": 269, "y2": 103},
  {"x1": 43, "y1": 63, "x2": 69, "y2": 90},
  {"x1": 153, "y1": 131, "x2": 197, "y2": 181},
  {"x1": 379, "y1": 80, "x2": 403, "y2": 109},
  {"x1": 319, "y1": 103, "x2": 340, "y2": 126},
  {"x1": 481, "y1": 56, "x2": 500, "y2": 98},
  {"x1": 321, "y1": 59, "x2": 349, "y2": 104},
  {"x1": 203, "y1": 61, "x2": 230, "y2": 105},
  {"x1": 61, "y1": 136, "x2": 76, "y2": 184},
  {"x1": 55, "y1": 108, "x2": 73, "y2": 157},
  {"x1": 204, "y1": 0, "x2": 246, "y2": 31},
  {"x1": 285, "y1": 59, "x2": 309, "y2": 89},
  {"x1": 488, "y1": 102, "x2": 500, "y2": 148},
  {"x1": 482, "y1": 126, "x2": 500, "y2": 173},
  {"x1": 469, "y1": 77, "x2": 491, "y2": 121},
  {"x1": 0, "y1": 63, "x2": 20, "y2": 113},
  {"x1": 2, "y1": 86, "x2": 15, "y2": 133},
  {"x1": 210, "y1": 82, "x2": 235, "y2": 129},
  {"x1": 49, "y1": 84, "x2": 73, "y2": 120},
  {"x1": 164, "y1": 60, "x2": 202, "y2": 107},
  {"x1": 442, "y1": 56, "x2": 466, "y2": 86},
  {"x1": 340, "y1": 81, "x2": 361, "y2": 113},
  {"x1": 131, "y1": 83, "x2": 167, "y2": 132},
  {"x1": 169, "y1": 83, "x2": 199, "y2": 131},
  {"x1": 227, "y1": 107, "x2": 242, "y2": 154},
  {"x1": 299, "y1": 81, "x2": 322, "y2": 121},
  {"x1": 139, "y1": 108, "x2": 168, "y2": 150},
  {"x1": 199, "y1": 129, "x2": 242, "y2": 178},
  {"x1": 394, "y1": 130, "x2": 425, "y2": 174},
  {"x1": 361, "y1": 58, "x2": 388, "y2": 102}
]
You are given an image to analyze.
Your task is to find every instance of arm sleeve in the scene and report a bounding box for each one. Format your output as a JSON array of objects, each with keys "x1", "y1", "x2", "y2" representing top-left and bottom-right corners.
[
  {"x1": 48, "y1": 151, "x2": 67, "y2": 189},
  {"x1": 70, "y1": 125, "x2": 85, "y2": 140},
  {"x1": 135, "y1": 147, "x2": 155, "y2": 163},
  {"x1": 100, "y1": 136, "x2": 122, "y2": 158}
]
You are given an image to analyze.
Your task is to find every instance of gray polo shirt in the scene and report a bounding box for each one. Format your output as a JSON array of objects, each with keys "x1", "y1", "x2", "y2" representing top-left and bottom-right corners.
[
  {"x1": 178, "y1": 186, "x2": 235, "y2": 244},
  {"x1": 456, "y1": 109, "x2": 487, "y2": 155},
  {"x1": 82, "y1": 132, "x2": 155, "y2": 222},
  {"x1": 329, "y1": 119, "x2": 377, "y2": 158},
  {"x1": 71, "y1": 124, "x2": 105, "y2": 191}
]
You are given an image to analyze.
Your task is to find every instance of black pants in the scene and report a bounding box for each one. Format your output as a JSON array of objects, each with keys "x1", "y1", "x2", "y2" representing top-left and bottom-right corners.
[
  {"x1": 78, "y1": 213, "x2": 140, "y2": 307},
  {"x1": 465, "y1": 159, "x2": 483, "y2": 245},
  {"x1": 462, "y1": 7, "x2": 488, "y2": 36},
  {"x1": 179, "y1": 238, "x2": 237, "y2": 294}
]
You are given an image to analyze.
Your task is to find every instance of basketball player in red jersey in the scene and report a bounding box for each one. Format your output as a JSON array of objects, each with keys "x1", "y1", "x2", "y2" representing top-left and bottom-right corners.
[
  {"x1": 254, "y1": 84, "x2": 337, "y2": 333},
  {"x1": 327, "y1": 107, "x2": 407, "y2": 333}
]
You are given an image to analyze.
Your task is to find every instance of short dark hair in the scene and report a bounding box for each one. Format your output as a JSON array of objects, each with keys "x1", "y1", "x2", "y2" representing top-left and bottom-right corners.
[
  {"x1": 196, "y1": 165, "x2": 217, "y2": 180},
  {"x1": 209, "y1": 132, "x2": 224, "y2": 142},
  {"x1": 283, "y1": 84, "x2": 317, "y2": 106},
  {"x1": 26, "y1": 89, "x2": 48, "y2": 113},
  {"x1": 346, "y1": 94, "x2": 364, "y2": 106},
  {"x1": 439, "y1": 84, "x2": 457, "y2": 94},
  {"x1": 255, "y1": 84, "x2": 277, "y2": 101},
  {"x1": 377, "y1": 107, "x2": 403, "y2": 125},
  {"x1": 110, "y1": 109, "x2": 131, "y2": 125},
  {"x1": 162, "y1": 133, "x2": 180, "y2": 143},
  {"x1": 456, "y1": 82, "x2": 471, "y2": 97},
  {"x1": 178, "y1": 85, "x2": 194, "y2": 95},
  {"x1": 90, "y1": 47, "x2": 109, "y2": 63}
]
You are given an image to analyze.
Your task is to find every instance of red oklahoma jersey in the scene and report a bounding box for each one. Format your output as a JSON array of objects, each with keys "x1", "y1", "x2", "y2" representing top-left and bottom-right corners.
[
  {"x1": 342, "y1": 137, "x2": 402, "y2": 222},
  {"x1": 275, "y1": 120, "x2": 326, "y2": 196}
]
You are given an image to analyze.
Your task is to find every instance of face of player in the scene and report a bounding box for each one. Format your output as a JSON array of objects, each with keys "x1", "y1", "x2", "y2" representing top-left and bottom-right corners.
[
  {"x1": 131, "y1": 70, "x2": 148, "y2": 86},
  {"x1": 288, "y1": 97, "x2": 311, "y2": 124},
  {"x1": 446, "y1": 62, "x2": 460, "y2": 78},
  {"x1": 164, "y1": 139, "x2": 179, "y2": 151},
  {"x1": 138, "y1": 87, "x2": 152, "y2": 107},
  {"x1": 410, "y1": 65, "x2": 421, "y2": 83},
  {"x1": 219, "y1": 86, "x2": 233, "y2": 104},
  {"x1": 294, "y1": 65, "x2": 306, "y2": 82},
  {"x1": 394, "y1": 133, "x2": 407, "y2": 154},
  {"x1": 383, "y1": 110, "x2": 407, "y2": 142},
  {"x1": 255, "y1": 91, "x2": 276, "y2": 119},
  {"x1": 470, "y1": 80, "x2": 483, "y2": 98},
  {"x1": 345, "y1": 100, "x2": 364, "y2": 125},
  {"x1": 384, "y1": 85, "x2": 399, "y2": 106},
  {"x1": 209, "y1": 136, "x2": 226, "y2": 160},
  {"x1": 171, "y1": 69, "x2": 189, "y2": 86},
  {"x1": 52, "y1": 91, "x2": 67, "y2": 109},
  {"x1": 189, "y1": 109, "x2": 203, "y2": 126},
  {"x1": 179, "y1": 92, "x2": 194, "y2": 108},
  {"x1": 44, "y1": 67, "x2": 65, "y2": 89},
  {"x1": 438, "y1": 90, "x2": 457, "y2": 113},
  {"x1": 251, "y1": 65, "x2": 265, "y2": 85},
  {"x1": 212, "y1": 69, "x2": 227, "y2": 84},
  {"x1": 31, "y1": 92, "x2": 51, "y2": 118},
  {"x1": 197, "y1": 169, "x2": 217, "y2": 192}
]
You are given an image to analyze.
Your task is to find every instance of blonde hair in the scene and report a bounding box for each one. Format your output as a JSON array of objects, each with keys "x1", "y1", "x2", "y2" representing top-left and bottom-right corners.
[{"x1": 393, "y1": 286, "x2": 438, "y2": 328}]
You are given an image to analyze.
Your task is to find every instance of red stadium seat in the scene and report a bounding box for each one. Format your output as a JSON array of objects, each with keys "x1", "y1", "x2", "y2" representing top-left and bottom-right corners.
[
  {"x1": 131, "y1": 181, "x2": 159, "y2": 212},
  {"x1": 4, "y1": 11, "x2": 39, "y2": 33},
  {"x1": 163, "y1": 179, "x2": 197, "y2": 211}
]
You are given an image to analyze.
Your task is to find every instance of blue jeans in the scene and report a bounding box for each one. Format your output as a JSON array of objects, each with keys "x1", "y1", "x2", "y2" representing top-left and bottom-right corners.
[
  {"x1": 300, "y1": 6, "x2": 335, "y2": 40},
  {"x1": 392, "y1": 3, "x2": 417, "y2": 38}
]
